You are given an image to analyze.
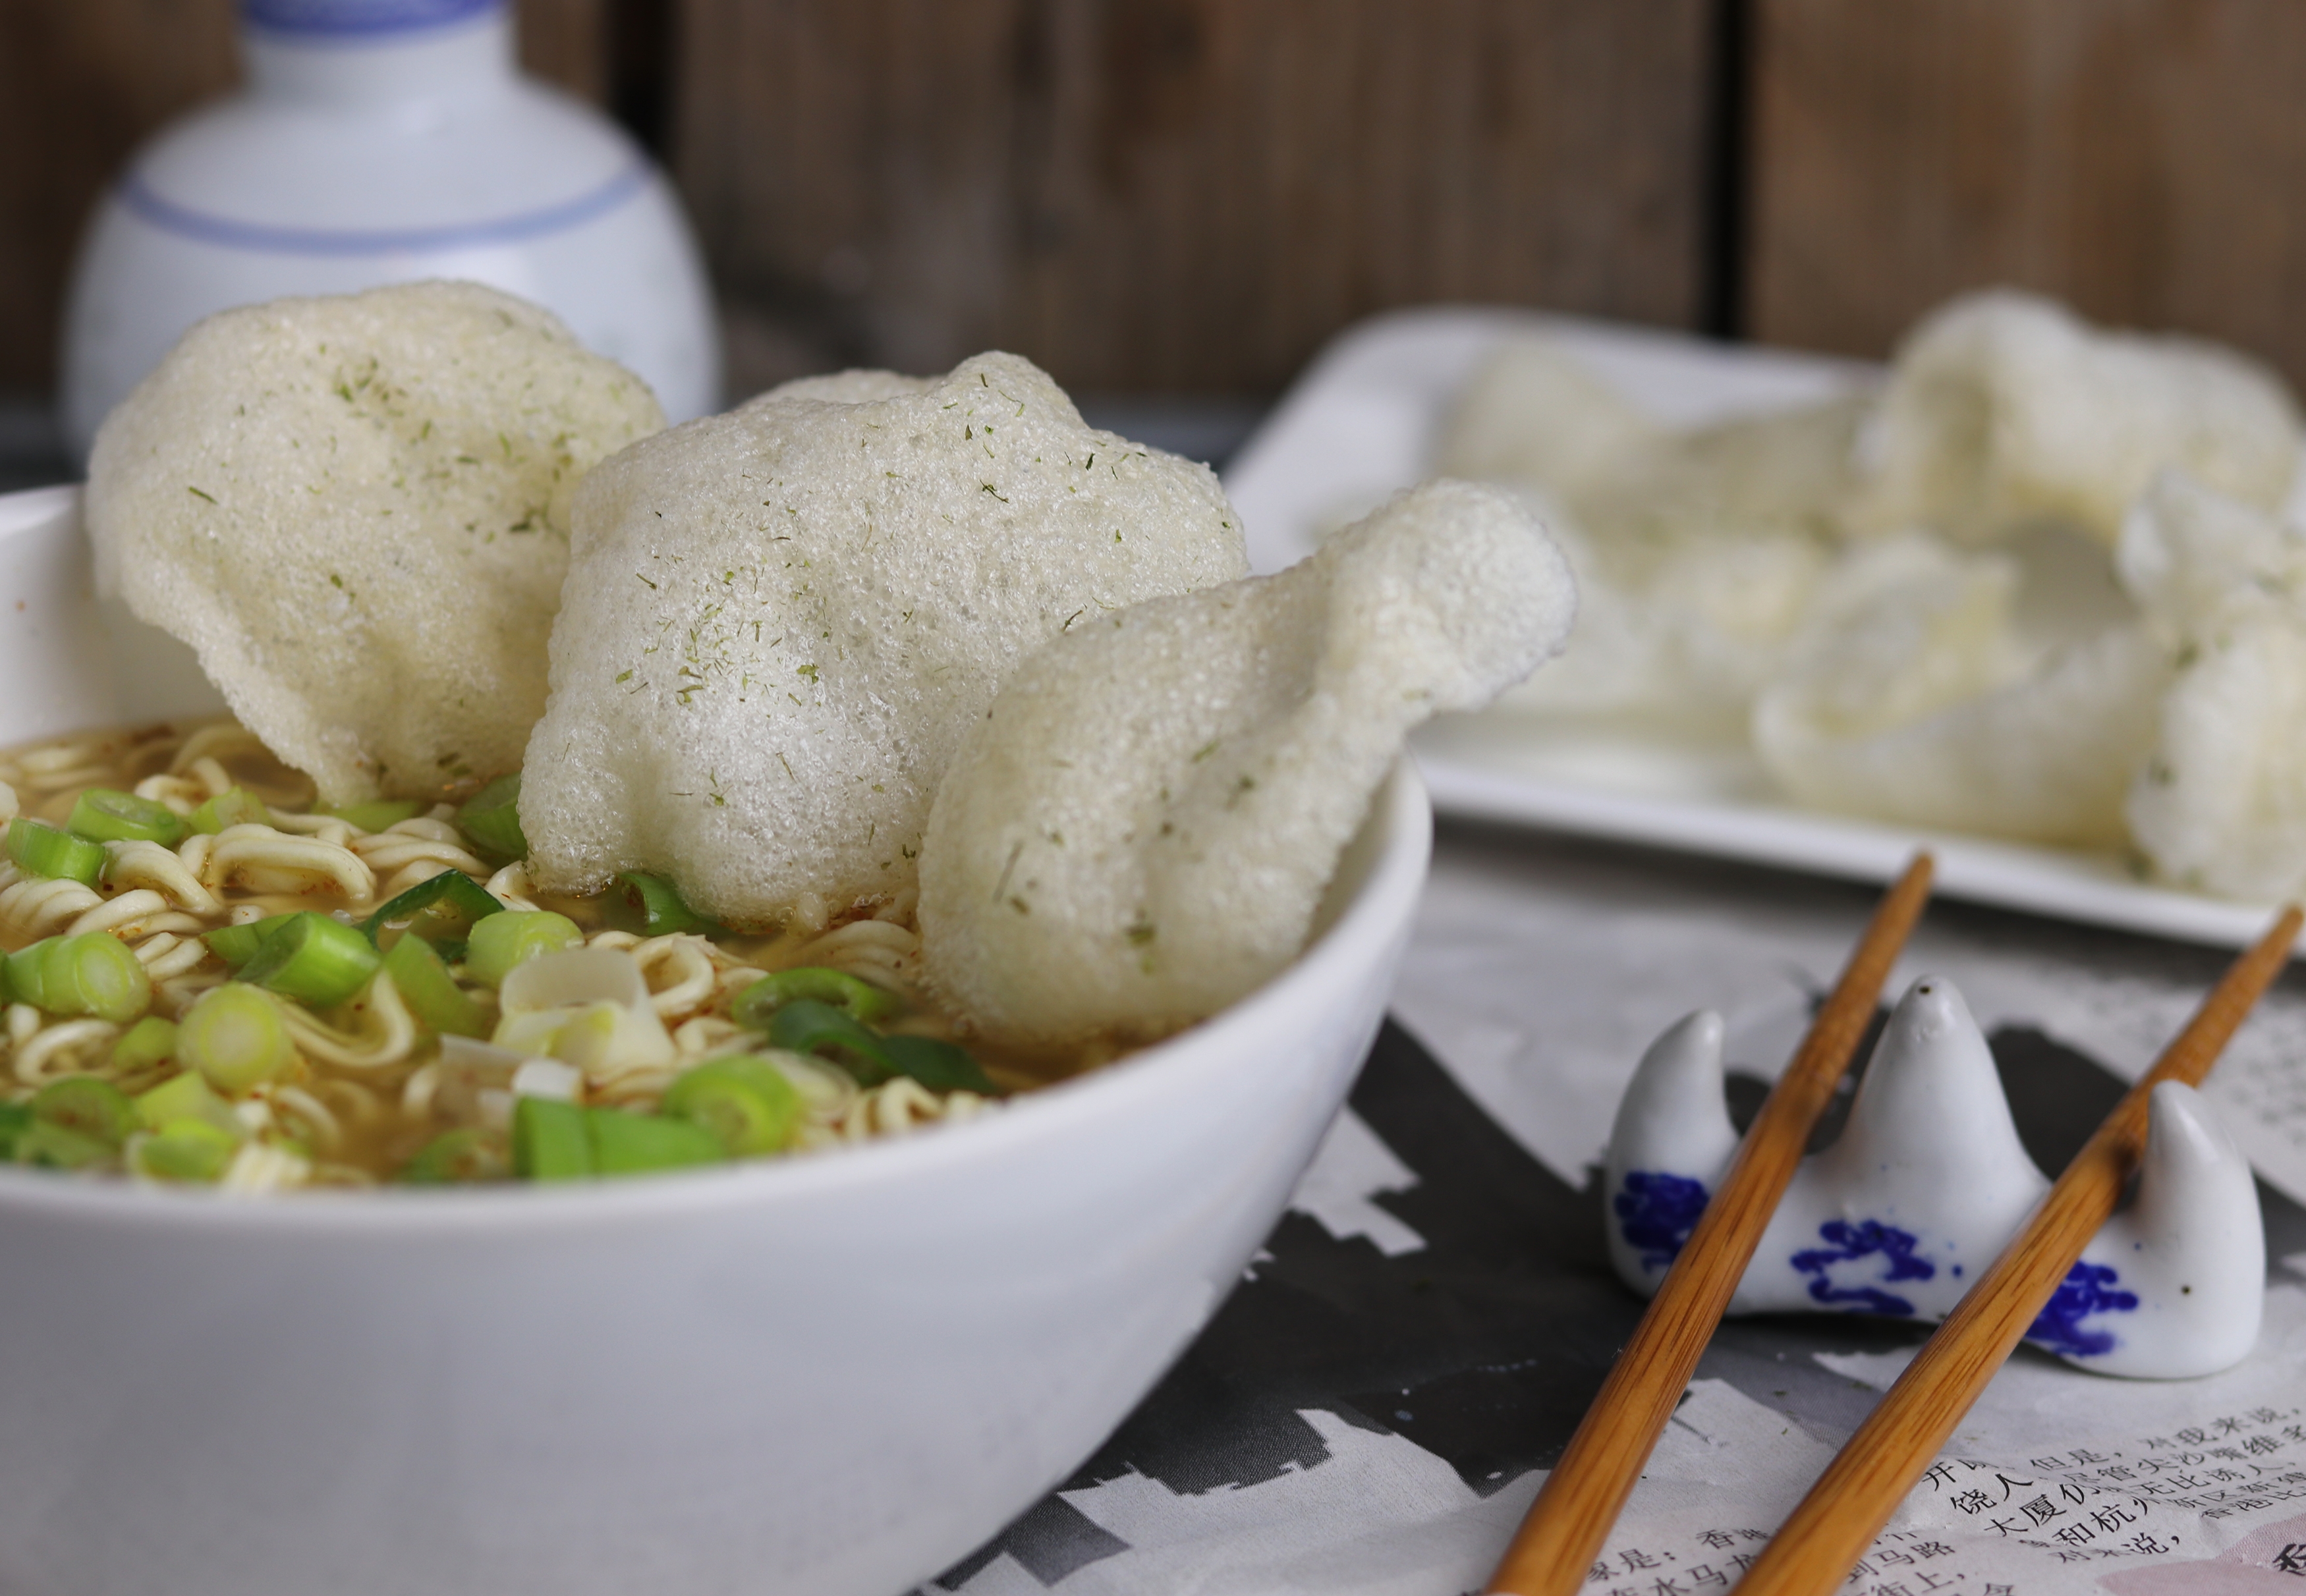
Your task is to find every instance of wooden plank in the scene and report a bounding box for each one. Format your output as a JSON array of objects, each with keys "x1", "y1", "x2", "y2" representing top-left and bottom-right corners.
[
  {"x1": 680, "y1": 0, "x2": 1717, "y2": 397},
  {"x1": 0, "y1": 0, "x2": 612, "y2": 395},
  {"x1": 1749, "y1": 0, "x2": 2306, "y2": 390},
  {"x1": 0, "y1": 0, "x2": 237, "y2": 393}
]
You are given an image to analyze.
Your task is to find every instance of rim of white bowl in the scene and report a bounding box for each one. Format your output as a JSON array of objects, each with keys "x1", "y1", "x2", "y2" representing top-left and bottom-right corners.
[{"x1": 0, "y1": 494, "x2": 1434, "y2": 1233}]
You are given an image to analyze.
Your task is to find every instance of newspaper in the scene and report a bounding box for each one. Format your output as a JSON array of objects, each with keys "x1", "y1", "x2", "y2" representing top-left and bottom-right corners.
[{"x1": 926, "y1": 829, "x2": 2306, "y2": 1595}]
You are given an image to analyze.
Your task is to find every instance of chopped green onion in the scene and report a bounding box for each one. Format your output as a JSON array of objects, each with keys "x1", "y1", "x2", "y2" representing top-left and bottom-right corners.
[
  {"x1": 112, "y1": 1015, "x2": 179, "y2": 1074},
  {"x1": 764, "y1": 999, "x2": 896, "y2": 1083},
  {"x1": 188, "y1": 786, "x2": 272, "y2": 835},
  {"x1": 877, "y1": 1033, "x2": 997, "y2": 1094},
  {"x1": 7, "y1": 817, "x2": 105, "y2": 885},
  {"x1": 322, "y1": 799, "x2": 423, "y2": 833},
  {"x1": 4, "y1": 939, "x2": 57, "y2": 1010},
  {"x1": 14, "y1": 1120, "x2": 113, "y2": 1170},
  {"x1": 177, "y1": 983, "x2": 298, "y2": 1093},
  {"x1": 662, "y1": 1057, "x2": 802, "y2": 1155},
  {"x1": 383, "y1": 934, "x2": 486, "y2": 1037},
  {"x1": 32, "y1": 1077, "x2": 140, "y2": 1147},
  {"x1": 585, "y1": 1107, "x2": 726, "y2": 1177},
  {"x1": 134, "y1": 1070, "x2": 240, "y2": 1134},
  {"x1": 732, "y1": 966, "x2": 899, "y2": 1028},
  {"x1": 464, "y1": 910, "x2": 582, "y2": 988},
  {"x1": 512, "y1": 1095, "x2": 592, "y2": 1180},
  {"x1": 359, "y1": 870, "x2": 503, "y2": 948},
  {"x1": 132, "y1": 1118, "x2": 240, "y2": 1183},
  {"x1": 399, "y1": 1127, "x2": 509, "y2": 1184},
  {"x1": 455, "y1": 773, "x2": 528, "y2": 862},
  {"x1": 765, "y1": 999, "x2": 996, "y2": 1094},
  {"x1": 0, "y1": 1102, "x2": 30, "y2": 1159},
  {"x1": 67, "y1": 787, "x2": 185, "y2": 847},
  {"x1": 239, "y1": 912, "x2": 380, "y2": 1008},
  {"x1": 202, "y1": 914, "x2": 300, "y2": 969},
  {"x1": 608, "y1": 871, "x2": 719, "y2": 937},
  {"x1": 38, "y1": 932, "x2": 152, "y2": 1024}
]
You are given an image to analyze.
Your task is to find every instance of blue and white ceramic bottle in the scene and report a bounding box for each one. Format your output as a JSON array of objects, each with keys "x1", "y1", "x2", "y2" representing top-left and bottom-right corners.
[{"x1": 59, "y1": 0, "x2": 721, "y2": 459}]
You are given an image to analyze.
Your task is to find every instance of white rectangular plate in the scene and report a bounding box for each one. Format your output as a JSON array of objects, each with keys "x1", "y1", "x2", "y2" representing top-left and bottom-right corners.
[{"x1": 1220, "y1": 308, "x2": 2295, "y2": 951}]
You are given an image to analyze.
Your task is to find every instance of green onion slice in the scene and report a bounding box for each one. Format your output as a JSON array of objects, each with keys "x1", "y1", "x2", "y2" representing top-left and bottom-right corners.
[
  {"x1": 764, "y1": 999, "x2": 996, "y2": 1095},
  {"x1": 399, "y1": 1127, "x2": 510, "y2": 1185},
  {"x1": 32, "y1": 1077, "x2": 141, "y2": 1147},
  {"x1": 464, "y1": 910, "x2": 582, "y2": 988},
  {"x1": 202, "y1": 914, "x2": 299, "y2": 969},
  {"x1": 239, "y1": 913, "x2": 381, "y2": 1009},
  {"x1": 512, "y1": 1095, "x2": 592, "y2": 1181},
  {"x1": 188, "y1": 787, "x2": 273, "y2": 835},
  {"x1": 0, "y1": 1102, "x2": 30, "y2": 1160},
  {"x1": 383, "y1": 934, "x2": 487, "y2": 1037},
  {"x1": 322, "y1": 800, "x2": 424, "y2": 833},
  {"x1": 69, "y1": 787, "x2": 186, "y2": 847},
  {"x1": 877, "y1": 1034, "x2": 998, "y2": 1095},
  {"x1": 585, "y1": 1107, "x2": 726, "y2": 1177},
  {"x1": 4, "y1": 939, "x2": 57, "y2": 1010},
  {"x1": 40, "y1": 932, "x2": 153, "y2": 1024},
  {"x1": 455, "y1": 774, "x2": 528, "y2": 862},
  {"x1": 14, "y1": 1120, "x2": 114, "y2": 1170},
  {"x1": 661, "y1": 1057, "x2": 802, "y2": 1156},
  {"x1": 608, "y1": 871, "x2": 719, "y2": 937},
  {"x1": 177, "y1": 982, "x2": 298, "y2": 1094},
  {"x1": 112, "y1": 1015, "x2": 180, "y2": 1074},
  {"x1": 134, "y1": 1070, "x2": 240, "y2": 1135},
  {"x1": 132, "y1": 1119, "x2": 240, "y2": 1183},
  {"x1": 360, "y1": 870, "x2": 503, "y2": 949},
  {"x1": 7, "y1": 817, "x2": 105, "y2": 885},
  {"x1": 732, "y1": 966, "x2": 899, "y2": 1029}
]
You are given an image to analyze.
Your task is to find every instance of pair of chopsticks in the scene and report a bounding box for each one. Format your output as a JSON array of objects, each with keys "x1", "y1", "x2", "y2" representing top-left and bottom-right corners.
[{"x1": 1484, "y1": 853, "x2": 2299, "y2": 1596}]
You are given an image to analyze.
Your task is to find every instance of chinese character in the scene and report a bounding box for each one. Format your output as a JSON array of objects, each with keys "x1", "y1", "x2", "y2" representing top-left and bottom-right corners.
[
  {"x1": 1730, "y1": 1555, "x2": 1760, "y2": 1574},
  {"x1": 1915, "y1": 1575, "x2": 1952, "y2": 1593},
  {"x1": 2178, "y1": 1429, "x2": 2210, "y2": 1446},
  {"x1": 2070, "y1": 1448, "x2": 2111, "y2": 1466},
  {"x1": 2211, "y1": 1468, "x2": 2247, "y2": 1484},
  {"x1": 2060, "y1": 1483, "x2": 2091, "y2": 1506},
  {"x1": 1870, "y1": 1584, "x2": 1911, "y2": 1596},
  {"x1": 2124, "y1": 1534, "x2": 2172, "y2": 1556},
  {"x1": 1996, "y1": 1474, "x2": 2037, "y2": 1502},
  {"x1": 1698, "y1": 1533, "x2": 1738, "y2": 1552},
  {"x1": 2269, "y1": 1543, "x2": 2305, "y2": 1576},
  {"x1": 2099, "y1": 1465, "x2": 2136, "y2": 1482},
  {"x1": 1912, "y1": 1543, "x2": 1954, "y2": 1558},
  {"x1": 2212, "y1": 1448, "x2": 2247, "y2": 1462},
  {"x1": 1687, "y1": 1564, "x2": 1726, "y2": 1587},
  {"x1": 1988, "y1": 1518, "x2": 2022, "y2": 1538},
  {"x1": 1651, "y1": 1577, "x2": 1685, "y2": 1596},
  {"x1": 1952, "y1": 1489, "x2": 1994, "y2": 1515},
  {"x1": 1588, "y1": 1564, "x2": 1612, "y2": 1583},
  {"x1": 2248, "y1": 1437, "x2": 2283, "y2": 1457},
  {"x1": 1621, "y1": 1549, "x2": 1662, "y2": 1574},
  {"x1": 2144, "y1": 1436, "x2": 2178, "y2": 1450},
  {"x1": 2020, "y1": 1495, "x2": 2066, "y2": 1526},
  {"x1": 2249, "y1": 1408, "x2": 2286, "y2": 1425},
  {"x1": 1923, "y1": 1463, "x2": 1957, "y2": 1492},
  {"x1": 1741, "y1": 1531, "x2": 1772, "y2": 1543},
  {"x1": 2215, "y1": 1417, "x2": 2248, "y2": 1436},
  {"x1": 1982, "y1": 1585, "x2": 2014, "y2": 1596},
  {"x1": 2091, "y1": 1505, "x2": 2138, "y2": 1534},
  {"x1": 1845, "y1": 1558, "x2": 1876, "y2": 1583}
]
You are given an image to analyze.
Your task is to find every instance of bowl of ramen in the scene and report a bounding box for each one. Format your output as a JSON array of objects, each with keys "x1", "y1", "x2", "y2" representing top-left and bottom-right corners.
[
  {"x1": 0, "y1": 285, "x2": 1574, "y2": 1596},
  {"x1": 0, "y1": 483, "x2": 1430, "y2": 1596}
]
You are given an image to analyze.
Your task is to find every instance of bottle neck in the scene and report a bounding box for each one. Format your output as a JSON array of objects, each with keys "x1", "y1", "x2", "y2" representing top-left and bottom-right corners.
[{"x1": 240, "y1": 1, "x2": 514, "y2": 108}]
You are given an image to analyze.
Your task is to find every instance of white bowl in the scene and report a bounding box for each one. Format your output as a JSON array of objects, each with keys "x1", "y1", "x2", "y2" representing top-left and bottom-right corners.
[{"x1": 0, "y1": 487, "x2": 1432, "y2": 1596}]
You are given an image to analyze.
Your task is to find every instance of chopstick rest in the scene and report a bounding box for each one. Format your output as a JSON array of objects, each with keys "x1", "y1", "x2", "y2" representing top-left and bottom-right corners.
[
  {"x1": 1603, "y1": 974, "x2": 2265, "y2": 1377},
  {"x1": 1728, "y1": 903, "x2": 2301, "y2": 1596},
  {"x1": 1483, "y1": 854, "x2": 1935, "y2": 1596}
]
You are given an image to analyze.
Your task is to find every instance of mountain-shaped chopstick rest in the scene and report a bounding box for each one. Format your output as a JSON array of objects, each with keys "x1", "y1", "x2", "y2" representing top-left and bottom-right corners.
[{"x1": 1605, "y1": 975, "x2": 2264, "y2": 1378}]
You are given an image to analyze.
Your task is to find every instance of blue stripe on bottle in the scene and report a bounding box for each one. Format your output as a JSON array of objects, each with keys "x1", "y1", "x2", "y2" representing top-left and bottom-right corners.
[
  {"x1": 115, "y1": 165, "x2": 649, "y2": 258},
  {"x1": 242, "y1": 0, "x2": 503, "y2": 38}
]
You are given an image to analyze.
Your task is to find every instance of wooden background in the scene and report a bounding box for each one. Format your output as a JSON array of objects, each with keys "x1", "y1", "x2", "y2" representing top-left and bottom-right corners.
[{"x1": 6, "y1": 0, "x2": 2306, "y2": 404}]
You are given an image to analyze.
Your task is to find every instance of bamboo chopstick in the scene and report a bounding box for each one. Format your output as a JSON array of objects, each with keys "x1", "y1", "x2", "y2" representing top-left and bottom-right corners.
[
  {"x1": 1484, "y1": 853, "x2": 1936, "y2": 1596},
  {"x1": 1728, "y1": 902, "x2": 2302, "y2": 1596}
]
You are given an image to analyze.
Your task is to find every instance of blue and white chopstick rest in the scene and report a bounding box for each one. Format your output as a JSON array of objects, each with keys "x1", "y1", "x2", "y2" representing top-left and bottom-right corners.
[{"x1": 1604, "y1": 977, "x2": 2263, "y2": 1378}]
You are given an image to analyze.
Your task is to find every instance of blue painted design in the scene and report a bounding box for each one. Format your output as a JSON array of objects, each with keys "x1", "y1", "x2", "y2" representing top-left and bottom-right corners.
[
  {"x1": 116, "y1": 165, "x2": 648, "y2": 258},
  {"x1": 2025, "y1": 1261, "x2": 2138, "y2": 1358},
  {"x1": 1790, "y1": 1219, "x2": 1935, "y2": 1317},
  {"x1": 242, "y1": 0, "x2": 501, "y2": 37},
  {"x1": 1614, "y1": 1171, "x2": 1710, "y2": 1272}
]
